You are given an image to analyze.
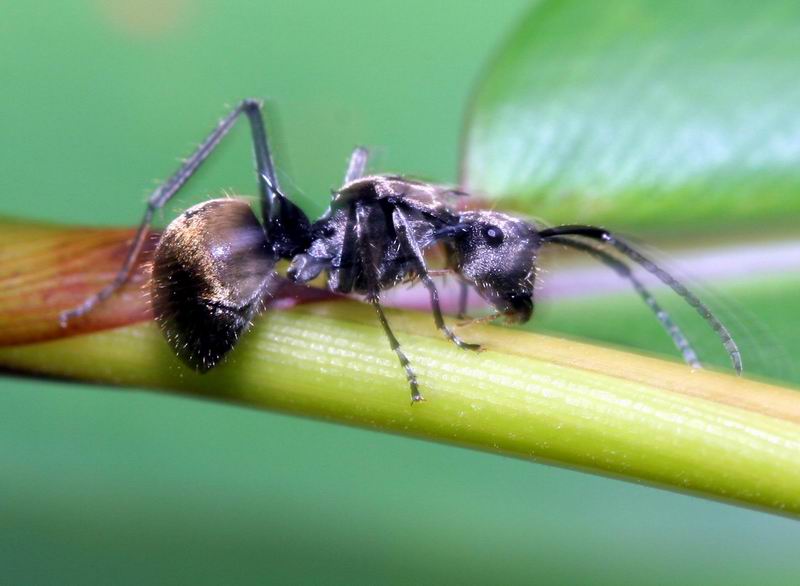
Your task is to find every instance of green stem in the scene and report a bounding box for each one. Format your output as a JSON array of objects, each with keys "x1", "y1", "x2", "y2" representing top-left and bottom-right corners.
[{"x1": 2, "y1": 218, "x2": 800, "y2": 516}]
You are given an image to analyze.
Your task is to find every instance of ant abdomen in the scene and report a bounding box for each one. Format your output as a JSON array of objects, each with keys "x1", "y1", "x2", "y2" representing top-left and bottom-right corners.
[{"x1": 151, "y1": 198, "x2": 276, "y2": 372}]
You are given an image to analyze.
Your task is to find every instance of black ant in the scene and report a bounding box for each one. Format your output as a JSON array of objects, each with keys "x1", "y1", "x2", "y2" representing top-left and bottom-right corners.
[{"x1": 60, "y1": 99, "x2": 742, "y2": 402}]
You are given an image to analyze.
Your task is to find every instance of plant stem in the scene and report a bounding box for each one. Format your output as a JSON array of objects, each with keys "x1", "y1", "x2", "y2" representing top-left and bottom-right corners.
[{"x1": 2, "y1": 218, "x2": 800, "y2": 517}]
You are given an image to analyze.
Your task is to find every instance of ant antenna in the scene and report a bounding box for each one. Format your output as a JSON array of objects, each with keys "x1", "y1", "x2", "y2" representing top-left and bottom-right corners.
[
  {"x1": 539, "y1": 225, "x2": 742, "y2": 374},
  {"x1": 545, "y1": 236, "x2": 702, "y2": 369}
]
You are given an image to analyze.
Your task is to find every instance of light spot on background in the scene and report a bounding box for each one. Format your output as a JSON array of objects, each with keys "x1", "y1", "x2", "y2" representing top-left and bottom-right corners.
[{"x1": 96, "y1": 0, "x2": 193, "y2": 38}]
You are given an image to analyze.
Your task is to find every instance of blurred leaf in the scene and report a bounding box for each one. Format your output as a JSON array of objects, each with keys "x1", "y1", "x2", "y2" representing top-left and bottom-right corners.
[{"x1": 463, "y1": 0, "x2": 800, "y2": 234}]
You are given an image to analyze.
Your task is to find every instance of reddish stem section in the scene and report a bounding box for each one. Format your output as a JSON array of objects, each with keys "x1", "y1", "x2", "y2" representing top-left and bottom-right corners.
[{"x1": 0, "y1": 219, "x2": 335, "y2": 346}]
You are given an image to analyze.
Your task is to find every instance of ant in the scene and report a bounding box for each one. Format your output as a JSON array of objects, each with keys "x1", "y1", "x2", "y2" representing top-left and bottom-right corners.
[{"x1": 60, "y1": 99, "x2": 742, "y2": 402}]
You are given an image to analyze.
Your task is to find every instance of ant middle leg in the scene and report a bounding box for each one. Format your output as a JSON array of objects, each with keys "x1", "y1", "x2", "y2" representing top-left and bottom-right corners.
[
  {"x1": 343, "y1": 146, "x2": 370, "y2": 184},
  {"x1": 371, "y1": 297, "x2": 424, "y2": 403},
  {"x1": 354, "y1": 202, "x2": 423, "y2": 402}
]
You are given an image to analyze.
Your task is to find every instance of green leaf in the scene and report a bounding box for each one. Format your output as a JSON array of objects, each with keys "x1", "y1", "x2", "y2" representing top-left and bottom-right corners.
[{"x1": 463, "y1": 0, "x2": 800, "y2": 234}]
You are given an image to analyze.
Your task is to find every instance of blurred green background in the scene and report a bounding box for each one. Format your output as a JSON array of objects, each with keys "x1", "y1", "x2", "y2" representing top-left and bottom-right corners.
[{"x1": 2, "y1": 1, "x2": 800, "y2": 584}]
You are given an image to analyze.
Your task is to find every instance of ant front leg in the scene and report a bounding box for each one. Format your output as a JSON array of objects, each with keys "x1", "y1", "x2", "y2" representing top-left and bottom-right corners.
[
  {"x1": 392, "y1": 208, "x2": 481, "y2": 352},
  {"x1": 60, "y1": 99, "x2": 282, "y2": 327},
  {"x1": 423, "y1": 270, "x2": 473, "y2": 321},
  {"x1": 457, "y1": 281, "x2": 470, "y2": 320}
]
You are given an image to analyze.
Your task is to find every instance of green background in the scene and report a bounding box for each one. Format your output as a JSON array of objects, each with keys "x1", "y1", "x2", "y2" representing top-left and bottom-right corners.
[{"x1": 1, "y1": 1, "x2": 799, "y2": 584}]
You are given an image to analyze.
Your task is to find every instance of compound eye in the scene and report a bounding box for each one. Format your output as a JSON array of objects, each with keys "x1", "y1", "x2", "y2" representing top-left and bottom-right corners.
[{"x1": 481, "y1": 225, "x2": 504, "y2": 246}]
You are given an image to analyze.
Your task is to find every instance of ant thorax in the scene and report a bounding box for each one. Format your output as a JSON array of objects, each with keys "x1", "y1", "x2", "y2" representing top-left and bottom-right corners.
[{"x1": 289, "y1": 176, "x2": 459, "y2": 296}]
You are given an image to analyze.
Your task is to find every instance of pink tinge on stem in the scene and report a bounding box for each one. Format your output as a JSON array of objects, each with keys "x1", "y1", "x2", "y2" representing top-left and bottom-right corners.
[{"x1": 0, "y1": 220, "x2": 338, "y2": 346}]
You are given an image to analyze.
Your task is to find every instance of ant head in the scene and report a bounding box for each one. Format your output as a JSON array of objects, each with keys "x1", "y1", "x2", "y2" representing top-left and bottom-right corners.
[{"x1": 446, "y1": 211, "x2": 540, "y2": 323}]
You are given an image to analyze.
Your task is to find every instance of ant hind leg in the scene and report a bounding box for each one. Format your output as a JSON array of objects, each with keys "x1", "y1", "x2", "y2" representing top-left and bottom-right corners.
[{"x1": 59, "y1": 99, "x2": 282, "y2": 327}]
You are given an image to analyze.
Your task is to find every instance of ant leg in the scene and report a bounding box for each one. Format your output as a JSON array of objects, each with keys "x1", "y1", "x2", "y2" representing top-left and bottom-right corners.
[
  {"x1": 343, "y1": 146, "x2": 370, "y2": 184},
  {"x1": 539, "y1": 225, "x2": 741, "y2": 374},
  {"x1": 392, "y1": 208, "x2": 481, "y2": 351},
  {"x1": 423, "y1": 270, "x2": 472, "y2": 319},
  {"x1": 355, "y1": 202, "x2": 422, "y2": 402},
  {"x1": 60, "y1": 99, "x2": 284, "y2": 326},
  {"x1": 372, "y1": 297, "x2": 424, "y2": 403},
  {"x1": 332, "y1": 204, "x2": 359, "y2": 294},
  {"x1": 457, "y1": 281, "x2": 470, "y2": 320},
  {"x1": 546, "y1": 236, "x2": 701, "y2": 370}
]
